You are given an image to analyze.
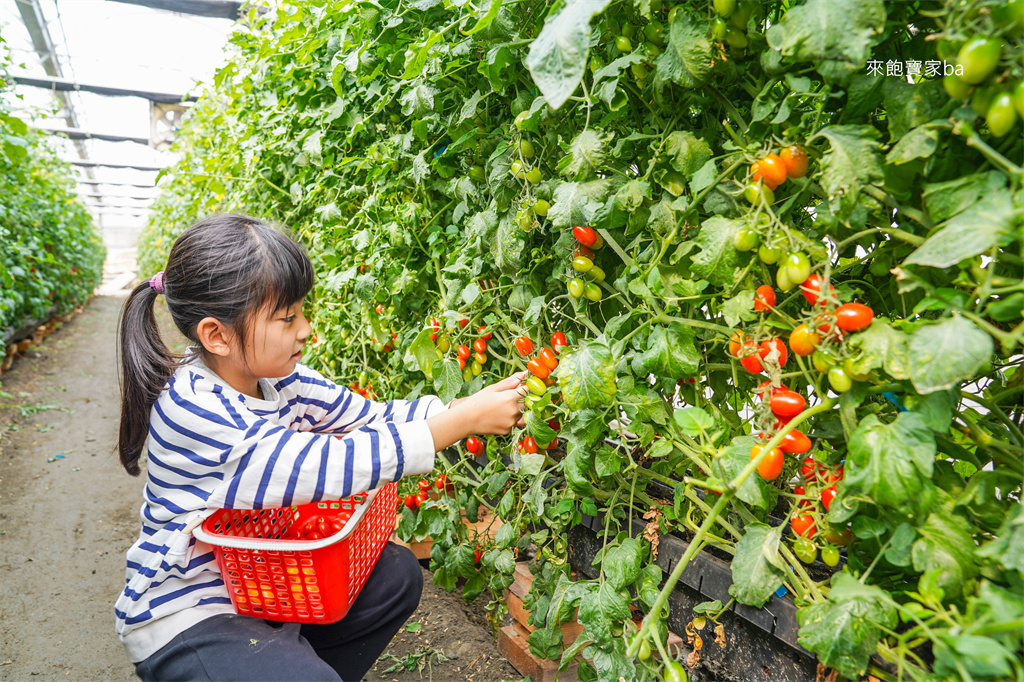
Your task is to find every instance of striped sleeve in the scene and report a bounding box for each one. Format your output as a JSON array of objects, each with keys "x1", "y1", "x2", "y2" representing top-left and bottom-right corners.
[{"x1": 280, "y1": 363, "x2": 449, "y2": 434}]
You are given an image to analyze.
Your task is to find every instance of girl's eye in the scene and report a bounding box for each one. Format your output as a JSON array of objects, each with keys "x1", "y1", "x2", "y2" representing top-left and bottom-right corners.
[{"x1": 284, "y1": 316, "x2": 296, "y2": 323}]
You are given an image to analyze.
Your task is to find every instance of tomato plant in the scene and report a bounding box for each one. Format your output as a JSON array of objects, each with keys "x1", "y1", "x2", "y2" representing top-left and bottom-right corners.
[{"x1": 141, "y1": 1, "x2": 1024, "y2": 680}]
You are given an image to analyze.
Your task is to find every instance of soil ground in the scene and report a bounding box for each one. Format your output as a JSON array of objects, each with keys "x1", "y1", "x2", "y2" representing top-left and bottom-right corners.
[{"x1": 0, "y1": 295, "x2": 520, "y2": 682}]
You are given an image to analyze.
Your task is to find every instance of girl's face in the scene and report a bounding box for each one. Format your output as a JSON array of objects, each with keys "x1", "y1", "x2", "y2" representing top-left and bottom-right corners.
[{"x1": 244, "y1": 299, "x2": 314, "y2": 381}]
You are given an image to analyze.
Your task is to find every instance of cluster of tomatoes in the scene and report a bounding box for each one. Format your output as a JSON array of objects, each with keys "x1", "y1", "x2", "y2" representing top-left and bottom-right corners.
[
  {"x1": 402, "y1": 474, "x2": 453, "y2": 511},
  {"x1": 942, "y1": 33, "x2": 1023, "y2": 138},
  {"x1": 742, "y1": 144, "x2": 808, "y2": 207},
  {"x1": 791, "y1": 459, "x2": 850, "y2": 567},
  {"x1": 708, "y1": 0, "x2": 757, "y2": 50},
  {"x1": 347, "y1": 371, "x2": 378, "y2": 400},
  {"x1": 514, "y1": 332, "x2": 569, "y2": 453},
  {"x1": 456, "y1": 325, "x2": 493, "y2": 382},
  {"x1": 286, "y1": 510, "x2": 352, "y2": 541},
  {"x1": 567, "y1": 226, "x2": 606, "y2": 303},
  {"x1": 750, "y1": 384, "x2": 809, "y2": 481},
  {"x1": 372, "y1": 303, "x2": 398, "y2": 353}
]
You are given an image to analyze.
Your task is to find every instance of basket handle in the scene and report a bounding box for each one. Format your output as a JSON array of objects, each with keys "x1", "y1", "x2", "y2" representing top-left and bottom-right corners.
[{"x1": 191, "y1": 486, "x2": 384, "y2": 552}]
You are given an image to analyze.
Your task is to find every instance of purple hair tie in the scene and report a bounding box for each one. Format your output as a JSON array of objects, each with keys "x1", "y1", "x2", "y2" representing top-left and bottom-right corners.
[{"x1": 149, "y1": 271, "x2": 165, "y2": 295}]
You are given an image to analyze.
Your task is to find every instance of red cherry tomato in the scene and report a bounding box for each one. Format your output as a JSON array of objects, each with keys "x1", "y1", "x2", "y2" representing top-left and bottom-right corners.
[
  {"x1": 527, "y1": 357, "x2": 551, "y2": 379},
  {"x1": 823, "y1": 465, "x2": 845, "y2": 485},
  {"x1": 753, "y1": 285, "x2": 777, "y2": 312},
  {"x1": 458, "y1": 318, "x2": 469, "y2": 329},
  {"x1": 435, "y1": 474, "x2": 450, "y2": 492},
  {"x1": 780, "y1": 145, "x2": 809, "y2": 178},
  {"x1": 538, "y1": 347, "x2": 558, "y2": 371},
  {"x1": 750, "y1": 444, "x2": 784, "y2": 481},
  {"x1": 738, "y1": 340, "x2": 764, "y2": 373},
  {"x1": 770, "y1": 390, "x2": 806, "y2": 417},
  {"x1": 821, "y1": 486, "x2": 837, "y2": 511},
  {"x1": 478, "y1": 326, "x2": 492, "y2": 340},
  {"x1": 756, "y1": 381, "x2": 789, "y2": 400},
  {"x1": 800, "y1": 274, "x2": 832, "y2": 305},
  {"x1": 473, "y1": 338, "x2": 488, "y2": 354},
  {"x1": 574, "y1": 245, "x2": 596, "y2": 260},
  {"x1": 835, "y1": 303, "x2": 874, "y2": 332},
  {"x1": 793, "y1": 484, "x2": 813, "y2": 508},
  {"x1": 457, "y1": 344, "x2": 471, "y2": 360},
  {"x1": 522, "y1": 436, "x2": 539, "y2": 454},
  {"x1": 573, "y1": 226, "x2": 598, "y2": 247},
  {"x1": 474, "y1": 548, "x2": 484, "y2": 564},
  {"x1": 415, "y1": 491, "x2": 429, "y2": 506},
  {"x1": 751, "y1": 153, "x2": 787, "y2": 190},
  {"x1": 780, "y1": 429, "x2": 812, "y2": 454},
  {"x1": 418, "y1": 479, "x2": 433, "y2": 492},
  {"x1": 466, "y1": 436, "x2": 482, "y2": 454},
  {"x1": 515, "y1": 336, "x2": 534, "y2": 356},
  {"x1": 758, "y1": 338, "x2": 788, "y2": 368},
  {"x1": 547, "y1": 418, "x2": 561, "y2": 431},
  {"x1": 551, "y1": 332, "x2": 568, "y2": 351},
  {"x1": 791, "y1": 514, "x2": 817, "y2": 539},
  {"x1": 305, "y1": 530, "x2": 324, "y2": 540},
  {"x1": 800, "y1": 457, "x2": 819, "y2": 479}
]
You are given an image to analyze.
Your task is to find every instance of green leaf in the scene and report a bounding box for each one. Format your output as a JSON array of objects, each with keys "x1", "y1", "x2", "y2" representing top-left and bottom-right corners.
[
  {"x1": 662, "y1": 131, "x2": 712, "y2": 180},
  {"x1": 433, "y1": 359, "x2": 462, "y2": 403},
  {"x1": 461, "y1": 0, "x2": 503, "y2": 35},
  {"x1": 714, "y1": 436, "x2": 775, "y2": 510},
  {"x1": 885, "y1": 125, "x2": 937, "y2": 165},
  {"x1": 445, "y1": 544, "x2": 477, "y2": 579},
  {"x1": 405, "y1": 329, "x2": 442, "y2": 380},
  {"x1": 912, "y1": 506, "x2": 978, "y2": 599},
  {"x1": 922, "y1": 170, "x2": 1006, "y2": 224},
  {"x1": 690, "y1": 216, "x2": 744, "y2": 287},
  {"x1": 577, "y1": 581, "x2": 631, "y2": 647},
  {"x1": 673, "y1": 406, "x2": 714, "y2": 437},
  {"x1": 934, "y1": 635, "x2": 1015, "y2": 679},
  {"x1": 558, "y1": 129, "x2": 610, "y2": 180},
  {"x1": 722, "y1": 290, "x2": 756, "y2": 328},
  {"x1": 884, "y1": 522, "x2": 916, "y2": 567},
  {"x1": 603, "y1": 538, "x2": 643, "y2": 590},
  {"x1": 526, "y1": 410, "x2": 558, "y2": 446},
  {"x1": 637, "y1": 322, "x2": 700, "y2": 380},
  {"x1": 902, "y1": 390, "x2": 955, "y2": 432},
  {"x1": 809, "y1": 125, "x2": 883, "y2": 215},
  {"x1": 844, "y1": 413, "x2": 936, "y2": 515},
  {"x1": 654, "y1": 11, "x2": 712, "y2": 88},
  {"x1": 547, "y1": 181, "x2": 604, "y2": 229},
  {"x1": 797, "y1": 572, "x2": 897, "y2": 679},
  {"x1": 844, "y1": 320, "x2": 910, "y2": 380},
  {"x1": 765, "y1": 0, "x2": 886, "y2": 85},
  {"x1": 728, "y1": 523, "x2": 787, "y2": 608},
  {"x1": 556, "y1": 341, "x2": 618, "y2": 411},
  {"x1": 524, "y1": 0, "x2": 613, "y2": 110},
  {"x1": 908, "y1": 316, "x2": 994, "y2": 394},
  {"x1": 905, "y1": 188, "x2": 1015, "y2": 269},
  {"x1": 491, "y1": 212, "x2": 527, "y2": 274}
]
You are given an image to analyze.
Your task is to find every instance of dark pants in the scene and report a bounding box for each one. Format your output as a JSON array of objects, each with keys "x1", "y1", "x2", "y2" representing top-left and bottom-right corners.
[{"x1": 135, "y1": 543, "x2": 423, "y2": 681}]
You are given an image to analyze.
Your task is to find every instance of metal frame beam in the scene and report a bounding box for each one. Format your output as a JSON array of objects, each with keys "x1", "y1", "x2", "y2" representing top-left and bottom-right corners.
[
  {"x1": 106, "y1": 0, "x2": 245, "y2": 19},
  {"x1": 36, "y1": 127, "x2": 151, "y2": 145},
  {"x1": 9, "y1": 75, "x2": 196, "y2": 104},
  {"x1": 70, "y1": 160, "x2": 165, "y2": 171}
]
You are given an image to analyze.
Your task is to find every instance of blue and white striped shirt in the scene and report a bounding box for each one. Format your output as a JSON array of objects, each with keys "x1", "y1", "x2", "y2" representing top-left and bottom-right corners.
[{"x1": 115, "y1": 350, "x2": 445, "y2": 662}]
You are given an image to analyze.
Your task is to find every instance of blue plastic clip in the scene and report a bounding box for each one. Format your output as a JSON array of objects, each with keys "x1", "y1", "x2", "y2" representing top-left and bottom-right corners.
[{"x1": 882, "y1": 392, "x2": 908, "y2": 412}]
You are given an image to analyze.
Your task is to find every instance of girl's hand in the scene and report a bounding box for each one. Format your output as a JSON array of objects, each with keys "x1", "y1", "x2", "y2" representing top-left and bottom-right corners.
[{"x1": 426, "y1": 372, "x2": 527, "y2": 452}]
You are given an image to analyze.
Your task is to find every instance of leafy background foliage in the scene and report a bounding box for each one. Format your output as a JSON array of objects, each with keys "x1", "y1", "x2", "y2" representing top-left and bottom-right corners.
[
  {"x1": 0, "y1": 42, "x2": 106, "y2": 346},
  {"x1": 140, "y1": 1, "x2": 1022, "y2": 680}
]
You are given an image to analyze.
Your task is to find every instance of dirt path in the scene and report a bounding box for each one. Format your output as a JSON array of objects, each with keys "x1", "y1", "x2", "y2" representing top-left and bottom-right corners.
[{"x1": 0, "y1": 295, "x2": 519, "y2": 681}]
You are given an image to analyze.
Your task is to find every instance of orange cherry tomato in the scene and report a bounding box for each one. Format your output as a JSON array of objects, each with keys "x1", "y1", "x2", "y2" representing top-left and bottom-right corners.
[
  {"x1": 751, "y1": 444, "x2": 784, "y2": 481},
  {"x1": 538, "y1": 347, "x2": 558, "y2": 370},
  {"x1": 728, "y1": 330, "x2": 746, "y2": 357},
  {"x1": 788, "y1": 324, "x2": 821, "y2": 357},
  {"x1": 751, "y1": 153, "x2": 787, "y2": 189},
  {"x1": 780, "y1": 145, "x2": 809, "y2": 178},
  {"x1": 527, "y1": 357, "x2": 551, "y2": 379},
  {"x1": 515, "y1": 336, "x2": 534, "y2": 356},
  {"x1": 791, "y1": 514, "x2": 817, "y2": 538},
  {"x1": 780, "y1": 429, "x2": 812, "y2": 454}
]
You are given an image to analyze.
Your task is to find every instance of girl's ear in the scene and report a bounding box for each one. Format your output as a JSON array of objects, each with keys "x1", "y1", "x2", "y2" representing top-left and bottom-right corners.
[{"x1": 196, "y1": 316, "x2": 234, "y2": 356}]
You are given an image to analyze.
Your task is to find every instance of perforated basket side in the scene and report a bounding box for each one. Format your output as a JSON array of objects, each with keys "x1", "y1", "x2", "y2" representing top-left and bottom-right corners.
[{"x1": 346, "y1": 482, "x2": 398, "y2": 604}]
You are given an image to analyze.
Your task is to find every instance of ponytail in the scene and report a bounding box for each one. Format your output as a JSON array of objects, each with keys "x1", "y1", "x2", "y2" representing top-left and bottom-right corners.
[{"x1": 116, "y1": 279, "x2": 183, "y2": 476}]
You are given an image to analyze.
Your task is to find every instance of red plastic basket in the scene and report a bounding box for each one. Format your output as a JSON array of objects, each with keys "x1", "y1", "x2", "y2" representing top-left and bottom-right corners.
[{"x1": 193, "y1": 482, "x2": 398, "y2": 624}]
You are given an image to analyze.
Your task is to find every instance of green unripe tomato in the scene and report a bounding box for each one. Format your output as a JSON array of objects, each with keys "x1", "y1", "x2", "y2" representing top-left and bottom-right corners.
[
  {"x1": 812, "y1": 349, "x2": 836, "y2": 373},
  {"x1": 992, "y1": 0, "x2": 1023, "y2": 29},
  {"x1": 517, "y1": 209, "x2": 534, "y2": 232},
  {"x1": 957, "y1": 37, "x2": 1002, "y2": 85},
  {"x1": 733, "y1": 227, "x2": 760, "y2": 252},
  {"x1": 526, "y1": 376, "x2": 547, "y2": 396},
  {"x1": 621, "y1": 23, "x2": 635, "y2": 39},
  {"x1": 472, "y1": 360, "x2": 483, "y2": 376},
  {"x1": 971, "y1": 84, "x2": 998, "y2": 116},
  {"x1": 667, "y1": 6, "x2": 679, "y2": 23},
  {"x1": 517, "y1": 139, "x2": 535, "y2": 158},
  {"x1": 615, "y1": 35, "x2": 633, "y2": 53},
  {"x1": 711, "y1": 17, "x2": 728, "y2": 42},
  {"x1": 642, "y1": 41, "x2": 662, "y2": 59},
  {"x1": 468, "y1": 164, "x2": 486, "y2": 180},
  {"x1": 567, "y1": 278, "x2": 585, "y2": 298},
  {"x1": 744, "y1": 183, "x2": 774, "y2": 206},
  {"x1": 631, "y1": 63, "x2": 649, "y2": 81},
  {"x1": 1013, "y1": 81, "x2": 1024, "y2": 118},
  {"x1": 821, "y1": 546, "x2": 840, "y2": 567},
  {"x1": 987, "y1": 93, "x2": 1019, "y2": 138},
  {"x1": 757, "y1": 243, "x2": 784, "y2": 264},
  {"x1": 463, "y1": 366, "x2": 474, "y2": 382},
  {"x1": 638, "y1": 639, "x2": 652, "y2": 661},
  {"x1": 589, "y1": 265, "x2": 606, "y2": 283},
  {"x1": 525, "y1": 167, "x2": 542, "y2": 183},
  {"x1": 644, "y1": 21, "x2": 665, "y2": 46},
  {"x1": 842, "y1": 357, "x2": 871, "y2": 382},
  {"x1": 783, "y1": 252, "x2": 812, "y2": 284},
  {"x1": 828, "y1": 366, "x2": 853, "y2": 393},
  {"x1": 583, "y1": 282, "x2": 602, "y2": 301},
  {"x1": 533, "y1": 199, "x2": 550, "y2": 217},
  {"x1": 714, "y1": 0, "x2": 736, "y2": 17},
  {"x1": 943, "y1": 73, "x2": 972, "y2": 100},
  {"x1": 664, "y1": 661, "x2": 688, "y2": 682},
  {"x1": 730, "y1": 0, "x2": 752, "y2": 27},
  {"x1": 793, "y1": 538, "x2": 817, "y2": 564},
  {"x1": 514, "y1": 111, "x2": 529, "y2": 130},
  {"x1": 437, "y1": 335, "x2": 450, "y2": 353},
  {"x1": 776, "y1": 265, "x2": 795, "y2": 292},
  {"x1": 590, "y1": 54, "x2": 605, "y2": 75},
  {"x1": 572, "y1": 256, "x2": 594, "y2": 272},
  {"x1": 724, "y1": 26, "x2": 748, "y2": 49},
  {"x1": 510, "y1": 160, "x2": 524, "y2": 178}
]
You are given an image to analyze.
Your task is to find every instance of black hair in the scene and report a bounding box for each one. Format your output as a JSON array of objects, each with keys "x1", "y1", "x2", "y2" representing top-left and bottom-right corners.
[{"x1": 116, "y1": 213, "x2": 314, "y2": 476}]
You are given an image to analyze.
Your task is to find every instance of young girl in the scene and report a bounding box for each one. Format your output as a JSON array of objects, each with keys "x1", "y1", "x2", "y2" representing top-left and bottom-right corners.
[{"x1": 115, "y1": 213, "x2": 527, "y2": 681}]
